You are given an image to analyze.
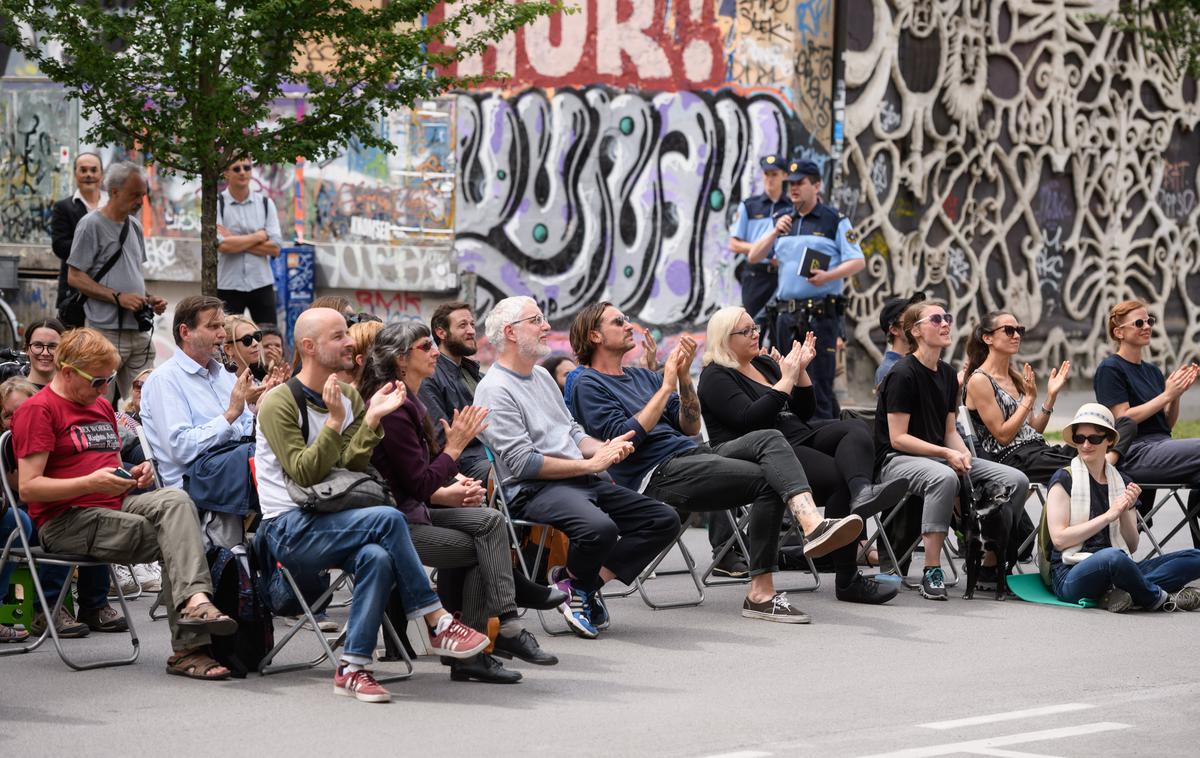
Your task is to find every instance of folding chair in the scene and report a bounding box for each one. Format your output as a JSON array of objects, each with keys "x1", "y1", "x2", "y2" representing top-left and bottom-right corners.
[
  {"x1": 1133, "y1": 484, "x2": 1197, "y2": 559},
  {"x1": 0, "y1": 431, "x2": 140, "y2": 671},
  {"x1": 701, "y1": 506, "x2": 821, "y2": 591},
  {"x1": 606, "y1": 514, "x2": 704, "y2": 610}
]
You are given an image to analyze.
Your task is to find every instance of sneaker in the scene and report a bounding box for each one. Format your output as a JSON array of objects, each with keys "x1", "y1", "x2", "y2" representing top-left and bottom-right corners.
[
  {"x1": 286, "y1": 613, "x2": 340, "y2": 633},
  {"x1": 975, "y1": 565, "x2": 1000, "y2": 592},
  {"x1": 131, "y1": 563, "x2": 162, "y2": 593},
  {"x1": 920, "y1": 567, "x2": 948, "y2": 601},
  {"x1": 428, "y1": 615, "x2": 489, "y2": 659},
  {"x1": 586, "y1": 589, "x2": 610, "y2": 630},
  {"x1": 712, "y1": 551, "x2": 750, "y2": 578},
  {"x1": 548, "y1": 567, "x2": 599, "y2": 639},
  {"x1": 78, "y1": 604, "x2": 129, "y2": 633},
  {"x1": 109, "y1": 565, "x2": 139, "y2": 598},
  {"x1": 849, "y1": 479, "x2": 909, "y2": 520},
  {"x1": 741, "y1": 592, "x2": 811, "y2": 624},
  {"x1": 0, "y1": 624, "x2": 28, "y2": 643},
  {"x1": 333, "y1": 665, "x2": 391, "y2": 703},
  {"x1": 802, "y1": 515, "x2": 864, "y2": 559},
  {"x1": 1100, "y1": 588, "x2": 1133, "y2": 613},
  {"x1": 1169, "y1": 586, "x2": 1200, "y2": 611},
  {"x1": 30, "y1": 606, "x2": 90, "y2": 638},
  {"x1": 835, "y1": 572, "x2": 898, "y2": 605}
]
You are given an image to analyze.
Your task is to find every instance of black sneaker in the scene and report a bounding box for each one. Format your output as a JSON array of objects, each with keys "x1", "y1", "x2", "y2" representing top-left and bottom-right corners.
[
  {"x1": 849, "y1": 479, "x2": 909, "y2": 520},
  {"x1": 712, "y1": 552, "x2": 750, "y2": 578},
  {"x1": 835, "y1": 572, "x2": 898, "y2": 605},
  {"x1": 976, "y1": 565, "x2": 999, "y2": 592},
  {"x1": 1101, "y1": 588, "x2": 1133, "y2": 613},
  {"x1": 920, "y1": 567, "x2": 948, "y2": 601},
  {"x1": 802, "y1": 515, "x2": 863, "y2": 559},
  {"x1": 741, "y1": 592, "x2": 810, "y2": 624}
]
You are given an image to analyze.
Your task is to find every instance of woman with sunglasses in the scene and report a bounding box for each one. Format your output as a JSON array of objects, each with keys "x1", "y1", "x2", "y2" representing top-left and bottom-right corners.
[
  {"x1": 697, "y1": 305, "x2": 909, "y2": 603},
  {"x1": 963, "y1": 312, "x2": 1134, "y2": 481},
  {"x1": 224, "y1": 315, "x2": 267, "y2": 380},
  {"x1": 1095, "y1": 300, "x2": 1200, "y2": 517},
  {"x1": 360, "y1": 322, "x2": 566, "y2": 684},
  {"x1": 875, "y1": 301, "x2": 1029, "y2": 600},
  {"x1": 1045, "y1": 403, "x2": 1200, "y2": 611},
  {"x1": 23, "y1": 318, "x2": 64, "y2": 388}
]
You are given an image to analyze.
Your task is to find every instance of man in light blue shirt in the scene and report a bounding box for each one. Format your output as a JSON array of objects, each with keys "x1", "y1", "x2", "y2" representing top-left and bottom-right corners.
[
  {"x1": 217, "y1": 156, "x2": 283, "y2": 325},
  {"x1": 141, "y1": 295, "x2": 254, "y2": 546}
]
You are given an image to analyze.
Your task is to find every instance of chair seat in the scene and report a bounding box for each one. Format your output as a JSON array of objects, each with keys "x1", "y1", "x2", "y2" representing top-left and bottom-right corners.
[{"x1": 11, "y1": 545, "x2": 108, "y2": 565}]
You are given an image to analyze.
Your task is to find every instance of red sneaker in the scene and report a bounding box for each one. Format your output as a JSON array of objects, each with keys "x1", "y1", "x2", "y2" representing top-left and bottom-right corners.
[
  {"x1": 429, "y1": 615, "x2": 488, "y2": 659},
  {"x1": 334, "y1": 666, "x2": 391, "y2": 703}
]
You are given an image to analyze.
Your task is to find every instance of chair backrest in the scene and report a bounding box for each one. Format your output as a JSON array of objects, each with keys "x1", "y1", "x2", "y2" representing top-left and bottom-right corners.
[
  {"x1": 957, "y1": 405, "x2": 979, "y2": 458},
  {"x1": 0, "y1": 429, "x2": 34, "y2": 551}
]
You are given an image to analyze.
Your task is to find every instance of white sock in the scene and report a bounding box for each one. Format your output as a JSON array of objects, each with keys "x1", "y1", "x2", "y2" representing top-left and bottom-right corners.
[
  {"x1": 339, "y1": 660, "x2": 365, "y2": 673},
  {"x1": 432, "y1": 614, "x2": 454, "y2": 636}
]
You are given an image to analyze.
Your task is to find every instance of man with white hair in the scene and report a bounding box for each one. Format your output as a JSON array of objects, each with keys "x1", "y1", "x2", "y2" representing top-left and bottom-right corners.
[
  {"x1": 474, "y1": 296, "x2": 679, "y2": 639},
  {"x1": 66, "y1": 160, "x2": 167, "y2": 403}
]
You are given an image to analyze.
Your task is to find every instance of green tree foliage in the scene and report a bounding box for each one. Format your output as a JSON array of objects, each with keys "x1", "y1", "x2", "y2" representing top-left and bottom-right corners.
[
  {"x1": 1109, "y1": 0, "x2": 1200, "y2": 79},
  {"x1": 0, "y1": 0, "x2": 560, "y2": 293}
]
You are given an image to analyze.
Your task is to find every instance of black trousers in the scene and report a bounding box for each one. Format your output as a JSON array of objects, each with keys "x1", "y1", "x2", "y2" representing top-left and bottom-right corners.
[
  {"x1": 219, "y1": 284, "x2": 278, "y2": 325},
  {"x1": 511, "y1": 476, "x2": 679, "y2": 591},
  {"x1": 777, "y1": 311, "x2": 840, "y2": 419}
]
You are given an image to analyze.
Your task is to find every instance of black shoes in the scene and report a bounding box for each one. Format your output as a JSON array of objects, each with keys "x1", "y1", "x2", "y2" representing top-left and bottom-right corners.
[
  {"x1": 835, "y1": 572, "x2": 898, "y2": 605},
  {"x1": 712, "y1": 551, "x2": 750, "y2": 578},
  {"x1": 492, "y1": 628, "x2": 558, "y2": 666},
  {"x1": 849, "y1": 479, "x2": 909, "y2": 520},
  {"x1": 803, "y1": 515, "x2": 863, "y2": 559},
  {"x1": 447, "y1": 652, "x2": 523, "y2": 684}
]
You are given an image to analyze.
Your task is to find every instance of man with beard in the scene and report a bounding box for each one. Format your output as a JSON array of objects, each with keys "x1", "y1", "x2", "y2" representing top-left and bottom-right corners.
[
  {"x1": 141, "y1": 295, "x2": 261, "y2": 547},
  {"x1": 420, "y1": 301, "x2": 490, "y2": 481},
  {"x1": 474, "y1": 296, "x2": 679, "y2": 638},
  {"x1": 255, "y1": 307, "x2": 488, "y2": 701}
]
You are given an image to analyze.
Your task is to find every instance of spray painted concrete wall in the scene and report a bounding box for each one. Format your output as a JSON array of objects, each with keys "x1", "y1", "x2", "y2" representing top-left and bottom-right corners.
[{"x1": 838, "y1": 0, "x2": 1200, "y2": 381}]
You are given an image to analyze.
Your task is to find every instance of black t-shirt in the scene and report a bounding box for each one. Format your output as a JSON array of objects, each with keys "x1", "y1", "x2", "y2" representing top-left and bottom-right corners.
[
  {"x1": 1047, "y1": 467, "x2": 1113, "y2": 571},
  {"x1": 1093, "y1": 354, "x2": 1170, "y2": 438},
  {"x1": 874, "y1": 354, "x2": 958, "y2": 472}
]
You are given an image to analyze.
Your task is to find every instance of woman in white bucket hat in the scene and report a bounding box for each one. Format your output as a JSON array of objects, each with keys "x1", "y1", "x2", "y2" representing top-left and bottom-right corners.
[{"x1": 1045, "y1": 403, "x2": 1200, "y2": 612}]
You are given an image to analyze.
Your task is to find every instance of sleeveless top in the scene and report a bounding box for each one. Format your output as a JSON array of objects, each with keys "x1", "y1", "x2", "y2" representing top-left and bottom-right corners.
[{"x1": 969, "y1": 371, "x2": 1042, "y2": 462}]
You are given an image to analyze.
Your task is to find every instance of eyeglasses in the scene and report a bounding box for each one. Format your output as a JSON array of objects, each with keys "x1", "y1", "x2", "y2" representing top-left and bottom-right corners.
[
  {"x1": 1072, "y1": 433, "x2": 1110, "y2": 446},
  {"x1": 227, "y1": 331, "x2": 263, "y2": 348},
  {"x1": 609, "y1": 316, "x2": 630, "y2": 327},
  {"x1": 408, "y1": 340, "x2": 435, "y2": 353},
  {"x1": 62, "y1": 362, "x2": 118, "y2": 390},
  {"x1": 730, "y1": 325, "x2": 761, "y2": 338},
  {"x1": 1120, "y1": 316, "x2": 1157, "y2": 330},
  {"x1": 508, "y1": 314, "x2": 546, "y2": 327},
  {"x1": 228, "y1": 164, "x2": 253, "y2": 174},
  {"x1": 916, "y1": 313, "x2": 954, "y2": 327},
  {"x1": 28, "y1": 342, "x2": 59, "y2": 354},
  {"x1": 986, "y1": 325, "x2": 1026, "y2": 338},
  {"x1": 346, "y1": 312, "x2": 381, "y2": 327}
]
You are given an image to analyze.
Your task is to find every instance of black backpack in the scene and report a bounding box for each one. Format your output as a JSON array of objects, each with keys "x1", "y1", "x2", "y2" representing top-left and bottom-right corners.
[{"x1": 206, "y1": 545, "x2": 274, "y2": 678}]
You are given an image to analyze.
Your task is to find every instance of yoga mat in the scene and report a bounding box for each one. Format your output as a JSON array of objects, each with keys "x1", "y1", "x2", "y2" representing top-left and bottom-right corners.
[{"x1": 1007, "y1": 573, "x2": 1097, "y2": 609}]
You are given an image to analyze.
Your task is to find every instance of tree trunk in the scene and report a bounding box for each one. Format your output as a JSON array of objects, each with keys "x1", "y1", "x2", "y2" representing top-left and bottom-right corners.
[{"x1": 200, "y1": 164, "x2": 220, "y2": 296}]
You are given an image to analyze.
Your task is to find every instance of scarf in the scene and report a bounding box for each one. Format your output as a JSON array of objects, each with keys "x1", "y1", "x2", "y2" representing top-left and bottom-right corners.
[{"x1": 1062, "y1": 456, "x2": 1129, "y2": 564}]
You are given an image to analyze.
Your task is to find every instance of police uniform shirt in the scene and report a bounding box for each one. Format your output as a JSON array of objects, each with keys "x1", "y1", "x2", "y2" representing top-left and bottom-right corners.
[
  {"x1": 730, "y1": 193, "x2": 794, "y2": 271},
  {"x1": 769, "y1": 202, "x2": 864, "y2": 301}
]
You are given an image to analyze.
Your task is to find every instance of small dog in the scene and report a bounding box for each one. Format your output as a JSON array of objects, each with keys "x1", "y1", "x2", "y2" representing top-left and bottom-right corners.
[{"x1": 961, "y1": 480, "x2": 1016, "y2": 600}]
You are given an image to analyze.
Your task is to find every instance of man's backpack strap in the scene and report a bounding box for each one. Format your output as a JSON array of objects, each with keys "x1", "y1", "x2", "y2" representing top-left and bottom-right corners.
[{"x1": 286, "y1": 377, "x2": 310, "y2": 444}]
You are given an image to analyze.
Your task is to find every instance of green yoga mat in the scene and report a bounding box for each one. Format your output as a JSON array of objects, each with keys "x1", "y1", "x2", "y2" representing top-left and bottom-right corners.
[{"x1": 1007, "y1": 573, "x2": 1097, "y2": 608}]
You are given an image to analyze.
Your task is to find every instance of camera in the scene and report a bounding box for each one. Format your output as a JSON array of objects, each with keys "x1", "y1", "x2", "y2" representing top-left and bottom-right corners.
[{"x1": 134, "y1": 303, "x2": 155, "y2": 332}]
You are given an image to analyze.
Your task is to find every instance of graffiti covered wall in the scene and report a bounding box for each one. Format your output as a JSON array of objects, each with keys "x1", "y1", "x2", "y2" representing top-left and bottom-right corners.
[{"x1": 840, "y1": 0, "x2": 1200, "y2": 379}]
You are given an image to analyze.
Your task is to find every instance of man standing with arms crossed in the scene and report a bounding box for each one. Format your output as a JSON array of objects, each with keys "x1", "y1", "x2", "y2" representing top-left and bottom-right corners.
[{"x1": 217, "y1": 156, "x2": 282, "y2": 325}]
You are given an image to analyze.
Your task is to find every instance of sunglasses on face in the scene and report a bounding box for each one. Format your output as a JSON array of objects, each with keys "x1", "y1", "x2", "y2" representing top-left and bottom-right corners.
[
  {"x1": 508, "y1": 314, "x2": 546, "y2": 327},
  {"x1": 1121, "y1": 316, "x2": 1157, "y2": 330},
  {"x1": 1072, "y1": 433, "x2": 1110, "y2": 446},
  {"x1": 63, "y1": 362, "x2": 118, "y2": 390},
  {"x1": 987, "y1": 325, "x2": 1026, "y2": 338},
  {"x1": 917, "y1": 313, "x2": 954, "y2": 327},
  {"x1": 228, "y1": 331, "x2": 263, "y2": 347},
  {"x1": 609, "y1": 315, "x2": 631, "y2": 327},
  {"x1": 228, "y1": 164, "x2": 253, "y2": 174},
  {"x1": 408, "y1": 340, "x2": 435, "y2": 353},
  {"x1": 730, "y1": 325, "x2": 761, "y2": 338}
]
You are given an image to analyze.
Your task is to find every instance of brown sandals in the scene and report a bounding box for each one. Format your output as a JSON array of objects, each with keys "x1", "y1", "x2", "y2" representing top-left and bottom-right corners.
[
  {"x1": 166, "y1": 648, "x2": 230, "y2": 680},
  {"x1": 176, "y1": 601, "x2": 238, "y2": 636}
]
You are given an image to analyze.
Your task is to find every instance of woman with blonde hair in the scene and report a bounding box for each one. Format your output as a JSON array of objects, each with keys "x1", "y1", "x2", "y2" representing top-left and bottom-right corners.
[
  {"x1": 345, "y1": 319, "x2": 384, "y2": 389},
  {"x1": 697, "y1": 305, "x2": 908, "y2": 604},
  {"x1": 224, "y1": 314, "x2": 267, "y2": 380}
]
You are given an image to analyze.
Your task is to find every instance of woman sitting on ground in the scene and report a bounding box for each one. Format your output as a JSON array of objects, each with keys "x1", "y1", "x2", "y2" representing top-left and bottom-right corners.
[
  {"x1": 697, "y1": 305, "x2": 909, "y2": 604},
  {"x1": 360, "y1": 322, "x2": 568, "y2": 684},
  {"x1": 874, "y1": 300, "x2": 1029, "y2": 600},
  {"x1": 1094, "y1": 299, "x2": 1200, "y2": 534},
  {"x1": 963, "y1": 311, "x2": 1133, "y2": 480},
  {"x1": 1045, "y1": 403, "x2": 1200, "y2": 612},
  {"x1": 22, "y1": 318, "x2": 64, "y2": 389}
]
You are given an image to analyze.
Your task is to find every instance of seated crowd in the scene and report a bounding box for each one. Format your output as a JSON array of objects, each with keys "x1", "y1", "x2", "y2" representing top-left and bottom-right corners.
[{"x1": 2, "y1": 294, "x2": 1199, "y2": 703}]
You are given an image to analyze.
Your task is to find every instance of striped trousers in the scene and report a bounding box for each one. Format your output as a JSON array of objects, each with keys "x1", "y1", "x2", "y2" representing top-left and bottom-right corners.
[{"x1": 408, "y1": 507, "x2": 517, "y2": 633}]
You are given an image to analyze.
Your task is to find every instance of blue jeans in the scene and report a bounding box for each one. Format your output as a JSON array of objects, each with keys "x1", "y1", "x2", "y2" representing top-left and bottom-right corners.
[
  {"x1": 1053, "y1": 547, "x2": 1200, "y2": 608},
  {"x1": 259, "y1": 506, "x2": 442, "y2": 665},
  {"x1": 2, "y1": 507, "x2": 108, "y2": 610}
]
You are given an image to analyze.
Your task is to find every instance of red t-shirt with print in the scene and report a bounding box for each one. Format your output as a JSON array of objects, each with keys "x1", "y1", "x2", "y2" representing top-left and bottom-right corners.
[{"x1": 11, "y1": 386, "x2": 124, "y2": 528}]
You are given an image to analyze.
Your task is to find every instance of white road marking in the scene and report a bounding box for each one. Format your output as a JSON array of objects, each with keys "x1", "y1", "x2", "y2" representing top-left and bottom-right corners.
[
  {"x1": 855, "y1": 721, "x2": 1132, "y2": 758},
  {"x1": 919, "y1": 703, "x2": 1096, "y2": 730}
]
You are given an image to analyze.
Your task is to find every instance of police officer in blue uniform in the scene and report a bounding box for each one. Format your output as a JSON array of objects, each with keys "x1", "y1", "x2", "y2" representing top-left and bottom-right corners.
[
  {"x1": 730, "y1": 154, "x2": 792, "y2": 345},
  {"x1": 748, "y1": 160, "x2": 865, "y2": 419}
]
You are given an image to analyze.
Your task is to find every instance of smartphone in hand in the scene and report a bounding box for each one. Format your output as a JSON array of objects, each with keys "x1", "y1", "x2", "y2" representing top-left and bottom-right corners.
[{"x1": 112, "y1": 467, "x2": 134, "y2": 480}]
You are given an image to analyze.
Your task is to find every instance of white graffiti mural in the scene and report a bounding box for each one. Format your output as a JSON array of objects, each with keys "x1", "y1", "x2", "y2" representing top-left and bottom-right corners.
[
  {"x1": 841, "y1": 0, "x2": 1200, "y2": 376},
  {"x1": 454, "y1": 86, "x2": 826, "y2": 325}
]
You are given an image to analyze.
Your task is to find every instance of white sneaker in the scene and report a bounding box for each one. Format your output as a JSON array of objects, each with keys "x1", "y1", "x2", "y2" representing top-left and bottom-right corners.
[
  {"x1": 131, "y1": 563, "x2": 162, "y2": 593},
  {"x1": 286, "y1": 614, "x2": 340, "y2": 633},
  {"x1": 109, "y1": 565, "x2": 139, "y2": 598}
]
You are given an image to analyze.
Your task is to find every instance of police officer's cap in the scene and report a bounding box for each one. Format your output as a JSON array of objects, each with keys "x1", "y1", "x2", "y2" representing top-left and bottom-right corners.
[
  {"x1": 759, "y1": 154, "x2": 786, "y2": 172},
  {"x1": 785, "y1": 159, "x2": 822, "y2": 182}
]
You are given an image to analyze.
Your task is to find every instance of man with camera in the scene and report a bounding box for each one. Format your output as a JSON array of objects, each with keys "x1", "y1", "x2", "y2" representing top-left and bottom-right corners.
[
  {"x1": 748, "y1": 160, "x2": 865, "y2": 420},
  {"x1": 67, "y1": 161, "x2": 167, "y2": 404}
]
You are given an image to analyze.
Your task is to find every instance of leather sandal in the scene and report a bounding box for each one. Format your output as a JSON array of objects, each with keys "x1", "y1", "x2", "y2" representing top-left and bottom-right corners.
[
  {"x1": 166, "y1": 648, "x2": 231, "y2": 680},
  {"x1": 177, "y1": 601, "x2": 238, "y2": 636}
]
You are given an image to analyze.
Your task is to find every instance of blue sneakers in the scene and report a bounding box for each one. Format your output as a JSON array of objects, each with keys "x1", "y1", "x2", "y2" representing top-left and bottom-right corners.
[{"x1": 549, "y1": 566, "x2": 599, "y2": 639}]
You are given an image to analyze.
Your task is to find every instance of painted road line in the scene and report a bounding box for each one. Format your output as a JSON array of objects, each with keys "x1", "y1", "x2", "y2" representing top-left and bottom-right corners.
[
  {"x1": 919, "y1": 703, "x2": 1096, "y2": 730},
  {"x1": 855, "y1": 721, "x2": 1132, "y2": 758}
]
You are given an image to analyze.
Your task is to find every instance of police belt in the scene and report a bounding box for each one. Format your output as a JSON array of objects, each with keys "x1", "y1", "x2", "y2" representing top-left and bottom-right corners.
[{"x1": 778, "y1": 295, "x2": 846, "y2": 318}]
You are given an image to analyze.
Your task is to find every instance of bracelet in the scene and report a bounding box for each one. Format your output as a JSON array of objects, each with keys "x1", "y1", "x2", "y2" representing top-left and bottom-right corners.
[{"x1": 1040, "y1": 403, "x2": 1054, "y2": 415}]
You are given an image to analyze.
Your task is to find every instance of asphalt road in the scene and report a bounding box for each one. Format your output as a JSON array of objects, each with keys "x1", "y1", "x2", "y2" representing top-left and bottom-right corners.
[{"x1": 4, "y1": 500, "x2": 1199, "y2": 758}]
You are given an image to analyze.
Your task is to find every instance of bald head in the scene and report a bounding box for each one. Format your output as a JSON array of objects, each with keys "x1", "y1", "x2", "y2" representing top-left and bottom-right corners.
[{"x1": 295, "y1": 307, "x2": 354, "y2": 373}]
